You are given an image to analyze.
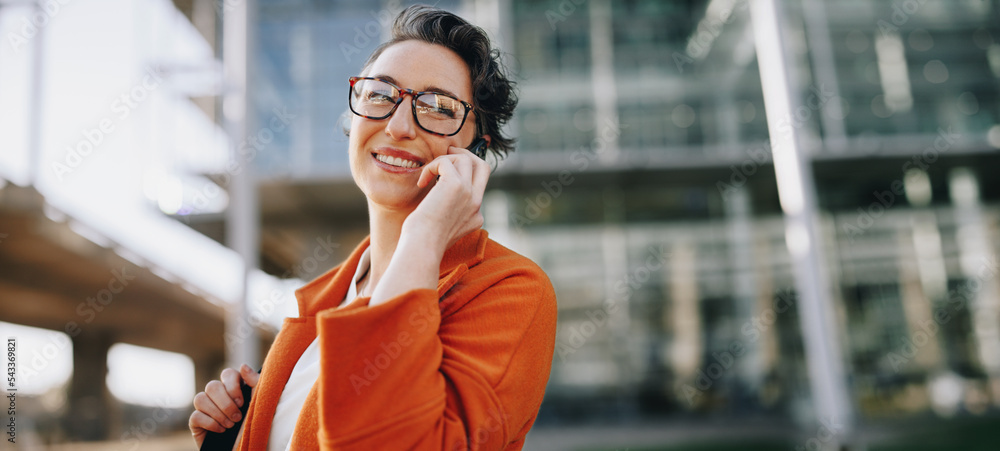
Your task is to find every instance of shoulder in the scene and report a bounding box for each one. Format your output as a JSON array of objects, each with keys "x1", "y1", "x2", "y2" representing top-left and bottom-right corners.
[
  {"x1": 480, "y1": 238, "x2": 553, "y2": 288},
  {"x1": 443, "y1": 238, "x2": 556, "y2": 317}
]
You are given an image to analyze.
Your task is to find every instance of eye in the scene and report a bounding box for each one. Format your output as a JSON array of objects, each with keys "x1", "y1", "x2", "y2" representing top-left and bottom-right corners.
[
  {"x1": 416, "y1": 95, "x2": 459, "y2": 119},
  {"x1": 365, "y1": 90, "x2": 395, "y2": 104},
  {"x1": 419, "y1": 105, "x2": 456, "y2": 118}
]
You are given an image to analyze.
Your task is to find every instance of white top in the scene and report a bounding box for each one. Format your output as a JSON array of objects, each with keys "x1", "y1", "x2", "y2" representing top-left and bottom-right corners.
[{"x1": 266, "y1": 247, "x2": 371, "y2": 451}]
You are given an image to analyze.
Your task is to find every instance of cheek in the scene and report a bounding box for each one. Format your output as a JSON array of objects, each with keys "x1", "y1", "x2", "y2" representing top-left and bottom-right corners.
[
  {"x1": 353, "y1": 113, "x2": 385, "y2": 137},
  {"x1": 349, "y1": 119, "x2": 375, "y2": 161},
  {"x1": 348, "y1": 119, "x2": 369, "y2": 184},
  {"x1": 347, "y1": 135, "x2": 359, "y2": 175},
  {"x1": 438, "y1": 129, "x2": 475, "y2": 154},
  {"x1": 451, "y1": 130, "x2": 476, "y2": 153}
]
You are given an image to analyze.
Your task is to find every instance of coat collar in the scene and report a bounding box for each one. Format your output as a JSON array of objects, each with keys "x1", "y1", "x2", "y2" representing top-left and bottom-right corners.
[{"x1": 293, "y1": 229, "x2": 489, "y2": 318}]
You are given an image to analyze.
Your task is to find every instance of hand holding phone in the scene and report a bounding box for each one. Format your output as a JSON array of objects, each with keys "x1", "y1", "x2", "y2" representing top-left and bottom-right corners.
[
  {"x1": 190, "y1": 365, "x2": 259, "y2": 450},
  {"x1": 405, "y1": 144, "x2": 489, "y2": 250},
  {"x1": 369, "y1": 142, "x2": 490, "y2": 307}
]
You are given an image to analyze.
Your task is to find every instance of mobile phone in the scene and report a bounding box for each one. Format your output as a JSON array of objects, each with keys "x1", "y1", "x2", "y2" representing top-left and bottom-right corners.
[{"x1": 468, "y1": 138, "x2": 487, "y2": 160}]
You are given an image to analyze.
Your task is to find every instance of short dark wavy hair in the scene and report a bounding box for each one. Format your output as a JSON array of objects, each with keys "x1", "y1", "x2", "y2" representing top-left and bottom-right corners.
[{"x1": 358, "y1": 4, "x2": 518, "y2": 158}]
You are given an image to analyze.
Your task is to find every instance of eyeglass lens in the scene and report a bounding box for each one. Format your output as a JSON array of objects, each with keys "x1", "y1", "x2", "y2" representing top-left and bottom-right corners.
[{"x1": 350, "y1": 78, "x2": 466, "y2": 135}]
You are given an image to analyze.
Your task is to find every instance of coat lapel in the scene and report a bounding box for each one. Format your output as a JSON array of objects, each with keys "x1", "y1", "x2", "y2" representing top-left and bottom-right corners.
[
  {"x1": 241, "y1": 317, "x2": 316, "y2": 450},
  {"x1": 286, "y1": 381, "x2": 320, "y2": 449}
]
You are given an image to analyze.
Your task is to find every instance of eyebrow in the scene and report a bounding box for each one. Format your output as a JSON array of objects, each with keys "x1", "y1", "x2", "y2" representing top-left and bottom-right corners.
[{"x1": 371, "y1": 74, "x2": 465, "y2": 102}]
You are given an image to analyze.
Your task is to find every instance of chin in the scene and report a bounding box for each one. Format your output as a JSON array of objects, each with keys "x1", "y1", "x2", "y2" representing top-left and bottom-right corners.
[{"x1": 364, "y1": 185, "x2": 425, "y2": 211}]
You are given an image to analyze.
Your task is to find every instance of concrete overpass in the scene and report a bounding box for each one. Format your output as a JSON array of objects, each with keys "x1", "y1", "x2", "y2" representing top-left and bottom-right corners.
[{"x1": 0, "y1": 185, "x2": 271, "y2": 441}]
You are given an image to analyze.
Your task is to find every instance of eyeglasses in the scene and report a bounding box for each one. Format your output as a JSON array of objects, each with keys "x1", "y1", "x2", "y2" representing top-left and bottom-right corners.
[{"x1": 348, "y1": 76, "x2": 474, "y2": 136}]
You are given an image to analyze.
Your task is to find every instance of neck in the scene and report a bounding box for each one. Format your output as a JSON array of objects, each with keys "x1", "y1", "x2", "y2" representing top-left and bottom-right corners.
[{"x1": 364, "y1": 200, "x2": 410, "y2": 297}]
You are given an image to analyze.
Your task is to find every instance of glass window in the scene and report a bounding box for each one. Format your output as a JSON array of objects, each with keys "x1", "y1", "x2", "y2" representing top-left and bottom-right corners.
[{"x1": 512, "y1": 0, "x2": 592, "y2": 77}]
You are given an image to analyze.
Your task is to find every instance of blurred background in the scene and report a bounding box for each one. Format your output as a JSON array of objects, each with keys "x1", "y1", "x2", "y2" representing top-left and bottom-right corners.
[{"x1": 0, "y1": 0, "x2": 998, "y2": 449}]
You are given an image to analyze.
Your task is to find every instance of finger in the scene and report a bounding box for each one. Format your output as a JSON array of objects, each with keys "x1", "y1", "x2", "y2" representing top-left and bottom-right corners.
[
  {"x1": 240, "y1": 364, "x2": 260, "y2": 388},
  {"x1": 419, "y1": 145, "x2": 478, "y2": 188},
  {"x1": 206, "y1": 380, "x2": 243, "y2": 424},
  {"x1": 189, "y1": 409, "x2": 226, "y2": 435},
  {"x1": 189, "y1": 413, "x2": 208, "y2": 449},
  {"x1": 434, "y1": 157, "x2": 461, "y2": 184},
  {"x1": 447, "y1": 145, "x2": 474, "y2": 156},
  {"x1": 447, "y1": 145, "x2": 485, "y2": 183},
  {"x1": 470, "y1": 158, "x2": 490, "y2": 202},
  {"x1": 451, "y1": 153, "x2": 474, "y2": 180},
  {"x1": 419, "y1": 157, "x2": 460, "y2": 188},
  {"x1": 221, "y1": 368, "x2": 243, "y2": 407},
  {"x1": 193, "y1": 391, "x2": 236, "y2": 430},
  {"x1": 417, "y1": 155, "x2": 452, "y2": 188},
  {"x1": 417, "y1": 159, "x2": 440, "y2": 188}
]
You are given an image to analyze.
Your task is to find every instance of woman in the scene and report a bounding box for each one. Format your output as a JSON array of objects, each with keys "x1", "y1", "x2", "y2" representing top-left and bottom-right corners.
[{"x1": 189, "y1": 5, "x2": 557, "y2": 450}]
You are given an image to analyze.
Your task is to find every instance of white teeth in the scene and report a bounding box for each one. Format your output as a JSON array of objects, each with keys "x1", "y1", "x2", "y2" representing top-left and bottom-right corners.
[{"x1": 375, "y1": 153, "x2": 420, "y2": 169}]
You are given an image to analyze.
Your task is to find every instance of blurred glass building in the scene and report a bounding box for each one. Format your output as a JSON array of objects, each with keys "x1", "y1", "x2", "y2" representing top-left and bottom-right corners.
[{"x1": 236, "y1": 0, "x2": 1000, "y2": 427}]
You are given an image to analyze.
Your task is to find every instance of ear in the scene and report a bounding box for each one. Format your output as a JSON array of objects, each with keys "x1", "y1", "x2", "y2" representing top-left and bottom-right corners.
[{"x1": 480, "y1": 134, "x2": 491, "y2": 147}]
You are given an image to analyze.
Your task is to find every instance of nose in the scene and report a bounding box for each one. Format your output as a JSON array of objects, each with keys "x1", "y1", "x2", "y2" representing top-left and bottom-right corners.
[{"x1": 384, "y1": 95, "x2": 417, "y2": 141}]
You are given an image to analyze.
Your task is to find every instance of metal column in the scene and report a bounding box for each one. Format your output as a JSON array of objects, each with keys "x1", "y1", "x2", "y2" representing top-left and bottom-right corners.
[
  {"x1": 949, "y1": 168, "x2": 1000, "y2": 406},
  {"x1": 750, "y1": 1, "x2": 855, "y2": 449},
  {"x1": 801, "y1": 0, "x2": 848, "y2": 153},
  {"x1": 223, "y1": 0, "x2": 260, "y2": 371}
]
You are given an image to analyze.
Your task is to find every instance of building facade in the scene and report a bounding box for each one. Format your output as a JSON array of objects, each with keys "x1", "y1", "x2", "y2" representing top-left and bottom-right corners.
[{"x1": 238, "y1": 0, "x2": 1000, "y2": 425}]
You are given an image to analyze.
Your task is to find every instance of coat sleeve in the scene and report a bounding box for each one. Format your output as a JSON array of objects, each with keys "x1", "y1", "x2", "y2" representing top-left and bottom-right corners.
[{"x1": 313, "y1": 266, "x2": 557, "y2": 450}]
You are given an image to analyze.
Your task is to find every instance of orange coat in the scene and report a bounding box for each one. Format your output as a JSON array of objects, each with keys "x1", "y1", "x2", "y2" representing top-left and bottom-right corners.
[{"x1": 236, "y1": 229, "x2": 557, "y2": 450}]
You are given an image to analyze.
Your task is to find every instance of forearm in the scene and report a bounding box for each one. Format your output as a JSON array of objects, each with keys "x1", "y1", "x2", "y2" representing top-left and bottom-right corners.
[
  {"x1": 313, "y1": 267, "x2": 557, "y2": 450},
  {"x1": 368, "y1": 227, "x2": 445, "y2": 307}
]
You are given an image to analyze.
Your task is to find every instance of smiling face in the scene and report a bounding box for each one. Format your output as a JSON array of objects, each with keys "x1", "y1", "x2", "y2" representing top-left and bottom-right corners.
[{"x1": 348, "y1": 40, "x2": 478, "y2": 213}]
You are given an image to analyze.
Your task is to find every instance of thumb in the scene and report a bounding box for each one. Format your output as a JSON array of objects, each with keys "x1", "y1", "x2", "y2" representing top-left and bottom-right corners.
[{"x1": 240, "y1": 364, "x2": 260, "y2": 388}]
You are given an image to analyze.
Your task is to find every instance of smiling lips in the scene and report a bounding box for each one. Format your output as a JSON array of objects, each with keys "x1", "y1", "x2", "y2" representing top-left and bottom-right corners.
[
  {"x1": 374, "y1": 153, "x2": 422, "y2": 169},
  {"x1": 371, "y1": 148, "x2": 426, "y2": 172}
]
